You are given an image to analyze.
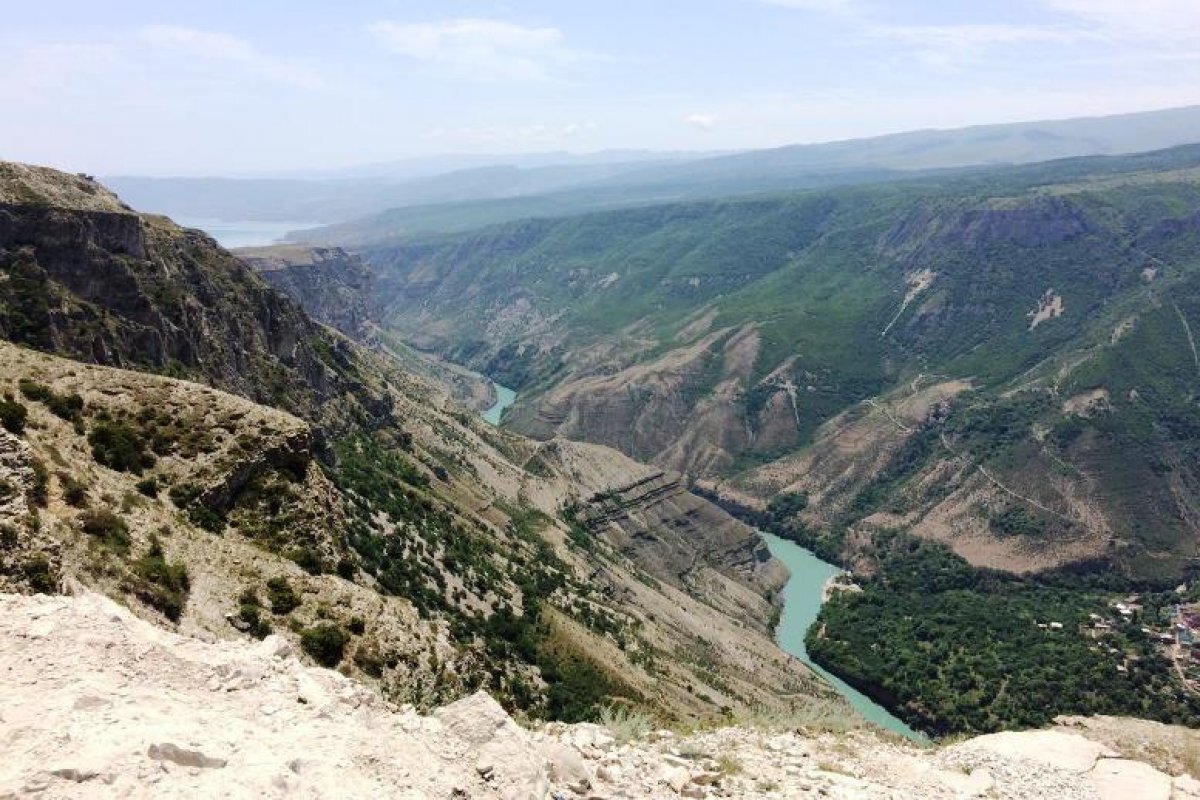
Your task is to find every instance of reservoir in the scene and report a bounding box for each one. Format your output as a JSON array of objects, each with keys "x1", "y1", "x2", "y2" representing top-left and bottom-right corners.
[
  {"x1": 175, "y1": 218, "x2": 322, "y2": 249},
  {"x1": 481, "y1": 383, "x2": 517, "y2": 426},
  {"x1": 761, "y1": 531, "x2": 928, "y2": 743}
]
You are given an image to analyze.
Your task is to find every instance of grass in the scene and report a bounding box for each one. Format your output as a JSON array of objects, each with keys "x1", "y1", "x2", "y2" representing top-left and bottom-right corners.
[{"x1": 599, "y1": 704, "x2": 653, "y2": 744}]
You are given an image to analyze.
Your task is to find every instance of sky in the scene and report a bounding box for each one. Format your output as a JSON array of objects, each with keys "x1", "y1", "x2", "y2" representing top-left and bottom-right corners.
[{"x1": 2, "y1": 0, "x2": 1200, "y2": 175}]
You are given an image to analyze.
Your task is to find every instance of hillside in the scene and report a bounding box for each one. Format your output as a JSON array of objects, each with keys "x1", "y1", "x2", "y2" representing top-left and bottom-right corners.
[
  {"x1": 0, "y1": 161, "x2": 837, "y2": 726},
  {"x1": 357, "y1": 144, "x2": 1200, "y2": 585},
  {"x1": 3, "y1": 589, "x2": 1199, "y2": 799}
]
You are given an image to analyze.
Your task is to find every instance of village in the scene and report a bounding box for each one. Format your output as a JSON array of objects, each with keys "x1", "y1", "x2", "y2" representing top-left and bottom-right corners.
[{"x1": 1044, "y1": 585, "x2": 1200, "y2": 694}]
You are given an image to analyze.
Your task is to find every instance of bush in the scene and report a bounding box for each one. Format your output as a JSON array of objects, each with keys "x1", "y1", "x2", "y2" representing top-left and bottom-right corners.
[
  {"x1": 59, "y1": 472, "x2": 90, "y2": 507},
  {"x1": 88, "y1": 420, "x2": 154, "y2": 473},
  {"x1": 347, "y1": 616, "x2": 366, "y2": 636},
  {"x1": 19, "y1": 380, "x2": 84, "y2": 424},
  {"x1": 79, "y1": 508, "x2": 130, "y2": 553},
  {"x1": 46, "y1": 392, "x2": 85, "y2": 423},
  {"x1": 188, "y1": 504, "x2": 226, "y2": 533},
  {"x1": 287, "y1": 546, "x2": 324, "y2": 575},
  {"x1": 17, "y1": 379, "x2": 51, "y2": 403},
  {"x1": 300, "y1": 624, "x2": 349, "y2": 668},
  {"x1": 135, "y1": 476, "x2": 160, "y2": 498},
  {"x1": 168, "y1": 482, "x2": 202, "y2": 507},
  {"x1": 0, "y1": 395, "x2": 28, "y2": 434},
  {"x1": 266, "y1": 576, "x2": 301, "y2": 615},
  {"x1": 28, "y1": 459, "x2": 49, "y2": 507},
  {"x1": 22, "y1": 553, "x2": 57, "y2": 594},
  {"x1": 132, "y1": 536, "x2": 190, "y2": 621}
]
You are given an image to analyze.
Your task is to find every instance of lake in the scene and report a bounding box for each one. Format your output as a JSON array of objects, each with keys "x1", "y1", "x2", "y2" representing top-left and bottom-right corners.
[
  {"x1": 481, "y1": 383, "x2": 517, "y2": 425},
  {"x1": 174, "y1": 218, "x2": 322, "y2": 249},
  {"x1": 761, "y1": 531, "x2": 928, "y2": 743}
]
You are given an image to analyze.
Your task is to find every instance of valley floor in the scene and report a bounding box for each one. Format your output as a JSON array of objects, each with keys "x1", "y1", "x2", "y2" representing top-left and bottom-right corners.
[{"x1": 3, "y1": 590, "x2": 1198, "y2": 799}]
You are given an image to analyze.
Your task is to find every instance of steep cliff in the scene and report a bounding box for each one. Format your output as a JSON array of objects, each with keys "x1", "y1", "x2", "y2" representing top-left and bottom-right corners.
[{"x1": 235, "y1": 245, "x2": 377, "y2": 344}]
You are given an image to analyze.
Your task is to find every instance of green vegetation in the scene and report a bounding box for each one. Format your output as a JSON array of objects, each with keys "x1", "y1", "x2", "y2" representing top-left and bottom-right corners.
[
  {"x1": 0, "y1": 394, "x2": 27, "y2": 434},
  {"x1": 18, "y1": 379, "x2": 84, "y2": 425},
  {"x1": 58, "y1": 472, "x2": 89, "y2": 507},
  {"x1": 301, "y1": 624, "x2": 350, "y2": 668},
  {"x1": 807, "y1": 532, "x2": 1200, "y2": 736},
  {"x1": 365, "y1": 145, "x2": 1200, "y2": 581},
  {"x1": 88, "y1": 419, "x2": 155, "y2": 474},
  {"x1": 21, "y1": 553, "x2": 56, "y2": 593},
  {"x1": 266, "y1": 576, "x2": 301, "y2": 615},
  {"x1": 79, "y1": 508, "x2": 131, "y2": 554},
  {"x1": 236, "y1": 588, "x2": 273, "y2": 639},
  {"x1": 131, "y1": 535, "x2": 190, "y2": 622}
]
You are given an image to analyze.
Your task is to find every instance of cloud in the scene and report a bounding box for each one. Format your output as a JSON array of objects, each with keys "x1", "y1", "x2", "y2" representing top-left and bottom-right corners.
[
  {"x1": 683, "y1": 113, "x2": 718, "y2": 131},
  {"x1": 1044, "y1": 0, "x2": 1200, "y2": 41},
  {"x1": 870, "y1": 23, "x2": 1081, "y2": 67},
  {"x1": 369, "y1": 18, "x2": 577, "y2": 82},
  {"x1": 139, "y1": 25, "x2": 328, "y2": 90}
]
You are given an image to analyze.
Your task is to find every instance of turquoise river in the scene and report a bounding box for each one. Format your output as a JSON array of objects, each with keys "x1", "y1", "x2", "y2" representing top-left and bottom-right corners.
[{"x1": 761, "y1": 531, "x2": 928, "y2": 743}]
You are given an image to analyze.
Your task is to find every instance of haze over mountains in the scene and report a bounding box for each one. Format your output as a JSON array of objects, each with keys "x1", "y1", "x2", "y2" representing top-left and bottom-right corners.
[{"x1": 104, "y1": 105, "x2": 1200, "y2": 234}]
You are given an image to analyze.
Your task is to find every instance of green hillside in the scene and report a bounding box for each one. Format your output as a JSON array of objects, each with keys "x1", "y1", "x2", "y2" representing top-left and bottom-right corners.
[{"x1": 360, "y1": 145, "x2": 1200, "y2": 582}]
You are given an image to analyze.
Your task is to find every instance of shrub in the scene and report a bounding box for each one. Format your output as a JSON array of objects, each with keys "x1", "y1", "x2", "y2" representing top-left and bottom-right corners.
[
  {"x1": 287, "y1": 546, "x2": 324, "y2": 575},
  {"x1": 266, "y1": 576, "x2": 301, "y2": 615},
  {"x1": 88, "y1": 420, "x2": 154, "y2": 473},
  {"x1": 0, "y1": 395, "x2": 28, "y2": 434},
  {"x1": 234, "y1": 588, "x2": 274, "y2": 637},
  {"x1": 347, "y1": 616, "x2": 366, "y2": 636},
  {"x1": 79, "y1": 508, "x2": 130, "y2": 553},
  {"x1": 599, "y1": 705, "x2": 652, "y2": 744},
  {"x1": 19, "y1": 381, "x2": 84, "y2": 424},
  {"x1": 300, "y1": 624, "x2": 349, "y2": 668},
  {"x1": 188, "y1": 504, "x2": 226, "y2": 533},
  {"x1": 17, "y1": 379, "x2": 52, "y2": 403},
  {"x1": 22, "y1": 553, "x2": 57, "y2": 594},
  {"x1": 132, "y1": 536, "x2": 190, "y2": 621},
  {"x1": 135, "y1": 476, "x2": 160, "y2": 498},
  {"x1": 60, "y1": 473, "x2": 89, "y2": 507},
  {"x1": 46, "y1": 392, "x2": 84, "y2": 423},
  {"x1": 27, "y1": 458, "x2": 49, "y2": 507},
  {"x1": 168, "y1": 482, "x2": 202, "y2": 507}
]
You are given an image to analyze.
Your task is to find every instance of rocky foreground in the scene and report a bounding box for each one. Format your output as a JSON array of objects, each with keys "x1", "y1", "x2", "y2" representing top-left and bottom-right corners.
[{"x1": 2, "y1": 591, "x2": 1198, "y2": 800}]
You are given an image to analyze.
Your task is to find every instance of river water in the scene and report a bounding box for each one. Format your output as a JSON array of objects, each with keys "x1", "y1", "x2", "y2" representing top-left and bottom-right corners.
[
  {"x1": 761, "y1": 531, "x2": 928, "y2": 743},
  {"x1": 481, "y1": 383, "x2": 517, "y2": 426}
]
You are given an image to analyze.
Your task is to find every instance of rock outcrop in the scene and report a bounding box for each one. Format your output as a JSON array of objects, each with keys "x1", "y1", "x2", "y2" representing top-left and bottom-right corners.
[
  {"x1": 235, "y1": 245, "x2": 378, "y2": 345},
  {"x1": 3, "y1": 589, "x2": 1197, "y2": 799}
]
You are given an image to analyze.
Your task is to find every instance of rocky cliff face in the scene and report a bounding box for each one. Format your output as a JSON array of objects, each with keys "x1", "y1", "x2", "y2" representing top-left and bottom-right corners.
[
  {"x1": 235, "y1": 245, "x2": 378, "y2": 344},
  {"x1": 0, "y1": 166, "x2": 390, "y2": 430},
  {"x1": 573, "y1": 469, "x2": 786, "y2": 632}
]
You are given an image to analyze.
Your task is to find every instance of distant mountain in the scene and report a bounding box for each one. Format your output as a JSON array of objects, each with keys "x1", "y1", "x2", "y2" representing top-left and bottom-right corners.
[
  {"x1": 102, "y1": 155, "x2": 716, "y2": 224},
  {"x1": 297, "y1": 105, "x2": 1200, "y2": 242},
  {"x1": 269, "y1": 149, "x2": 729, "y2": 181}
]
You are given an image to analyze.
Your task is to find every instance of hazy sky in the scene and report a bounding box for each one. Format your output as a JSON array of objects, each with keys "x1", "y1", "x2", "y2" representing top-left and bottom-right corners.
[{"x1": 3, "y1": 0, "x2": 1199, "y2": 175}]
